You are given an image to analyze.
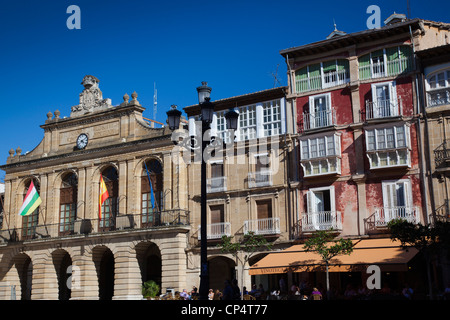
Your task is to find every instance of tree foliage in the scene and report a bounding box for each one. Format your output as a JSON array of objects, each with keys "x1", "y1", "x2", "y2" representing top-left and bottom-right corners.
[
  {"x1": 387, "y1": 219, "x2": 450, "y2": 253},
  {"x1": 303, "y1": 229, "x2": 354, "y2": 263}
]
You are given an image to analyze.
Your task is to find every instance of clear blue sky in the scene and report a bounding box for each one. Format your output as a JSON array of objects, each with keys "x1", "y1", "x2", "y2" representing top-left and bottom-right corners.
[{"x1": 1, "y1": 0, "x2": 449, "y2": 177}]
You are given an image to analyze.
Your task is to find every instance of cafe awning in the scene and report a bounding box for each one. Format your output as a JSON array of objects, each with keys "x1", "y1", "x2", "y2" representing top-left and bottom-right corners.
[{"x1": 249, "y1": 238, "x2": 418, "y2": 275}]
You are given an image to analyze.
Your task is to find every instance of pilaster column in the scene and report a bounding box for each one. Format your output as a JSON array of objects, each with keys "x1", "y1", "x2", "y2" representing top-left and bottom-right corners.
[{"x1": 112, "y1": 246, "x2": 142, "y2": 300}]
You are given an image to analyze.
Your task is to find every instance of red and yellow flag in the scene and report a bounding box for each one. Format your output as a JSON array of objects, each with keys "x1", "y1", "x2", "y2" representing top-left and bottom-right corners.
[{"x1": 99, "y1": 175, "x2": 109, "y2": 219}]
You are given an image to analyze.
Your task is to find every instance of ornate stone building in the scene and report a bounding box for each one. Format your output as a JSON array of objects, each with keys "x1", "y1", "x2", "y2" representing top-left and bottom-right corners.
[{"x1": 0, "y1": 76, "x2": 190, "y2": 299}]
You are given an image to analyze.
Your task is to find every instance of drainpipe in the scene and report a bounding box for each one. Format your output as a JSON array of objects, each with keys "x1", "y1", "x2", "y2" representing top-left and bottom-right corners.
[{"x1": 410, "y1": 25, "x2": 433, "y2": 225}]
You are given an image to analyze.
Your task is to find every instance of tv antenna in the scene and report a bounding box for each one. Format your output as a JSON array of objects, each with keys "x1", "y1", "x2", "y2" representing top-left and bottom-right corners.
[
  {"x1": 271, "y1": 64, "x2": 282, "y2": 88},
  {"x1": 153, "y1": 82, "x2": 157, "y2": 120}
]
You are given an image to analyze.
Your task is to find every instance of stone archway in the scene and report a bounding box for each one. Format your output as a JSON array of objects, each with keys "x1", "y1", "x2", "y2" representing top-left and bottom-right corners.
[
  {"x1": 208, "y1": 256, "x2": 236, "y2": 293},
  {"x1": 52, "y1": 249, "x2": 73, "y2": 300},
  {"x1": 136, "y1": 242, "x2": 162, "y2": 293},
  {"x1": 92, "y1": 246, "x2": 115, "y2": 300},
  {"x1": 8, "y1": 253, "x2": 33, "y2": 300}
]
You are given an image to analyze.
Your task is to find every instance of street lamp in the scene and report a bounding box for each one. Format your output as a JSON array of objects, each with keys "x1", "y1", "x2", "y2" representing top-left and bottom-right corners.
[{"x1": 166, "y1": 82, "x2": 216, "y2": 300}]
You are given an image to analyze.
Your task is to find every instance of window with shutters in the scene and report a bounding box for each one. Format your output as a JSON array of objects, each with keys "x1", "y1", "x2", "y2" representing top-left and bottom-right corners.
[
  {"x1": 377, "y1": 179, "x2": 417, "y2": 225},
  {"x1": 249, "y1": 154, "x2": 272, "y2": 188},
  {"x1": 302, "y1": 186, "x2": 342, "y2": 231},
  {"x1": 59, "y1": 172, "x2": 77, "y2": 235},
  {"x1": 207, "y1": 161, "x2": 226, "y2": 193},
  {"x1": 21, "y1": 179, "x2": 40, "y2": 240},
  {"x1": 303, "y1": 93, "x2": 336, "y2": 130},
  {"x1": 300, "y1": 133, "x2": 341, "y2": 177},
  {"x1": 99, "y1": 166, "x2": 118, "y2": 231},
  {"x1": 358, "y1": 46, "x2": 413, "y2": 80},
  {"x1": 366, "y1": 81, "x2": 401, "y2": 119},
  {"x1": 365, "y1": 124, "x2": 411, "y2": 169},
  {"x1": 141, "y1": 159, "x2": 163, "y2": 227},
  {"x1": 295, "y1": 59, "x2": 349, "y2": 93},
  {"x1": 256, "y1": 200, "x2": 273, "y2": 220}
]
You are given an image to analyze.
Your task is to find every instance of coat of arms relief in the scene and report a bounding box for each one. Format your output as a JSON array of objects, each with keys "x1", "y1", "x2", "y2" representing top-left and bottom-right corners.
[{"x1": 70, "y1": 75, "x2": 112, "y2": 117}]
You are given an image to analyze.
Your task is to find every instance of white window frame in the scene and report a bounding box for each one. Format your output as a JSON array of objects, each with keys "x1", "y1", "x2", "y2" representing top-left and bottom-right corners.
[
  {"x1": 238, "y1": 104, "x2": 257, "y2": 141},
  {"x1": 370, "y1": 81, "x2": 398, "y2": 118},
  {"x1": 300, "y1": 133, "x2": 341, "y2": 177},
  {"x1": 365, "y1": 124, "x2": 411, "y2": 169},
  {"x1": 381, "y1": 179, "x2": 412, "y2": 209},
  {"x1": 425, "y1": 68, "x2": 450, "y2": 107},
  {"x1": 262, "y1": 99, "x2": 282, "y2": 137},
  {"x1": 307, "y1": 186, "x2": 336, "y2": 213},
  {"x1": 370, "y1": 50, "x2": 387, "y2": 78}
]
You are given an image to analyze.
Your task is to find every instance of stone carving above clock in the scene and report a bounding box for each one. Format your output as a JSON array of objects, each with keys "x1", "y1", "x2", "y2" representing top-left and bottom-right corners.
[{"x1": 70, "y1": 75, "x2": 113, "y2": 117}]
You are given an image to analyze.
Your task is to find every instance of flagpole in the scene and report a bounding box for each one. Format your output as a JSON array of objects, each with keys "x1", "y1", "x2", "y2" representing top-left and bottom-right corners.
[{"x1": 144, "y1": 161, "x2": 158, "y2": 211}]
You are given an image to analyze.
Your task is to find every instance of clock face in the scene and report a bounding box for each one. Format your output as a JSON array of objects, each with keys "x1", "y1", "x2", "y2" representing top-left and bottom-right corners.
[{"x1": 76, "y1": 134, "x2": 88, "y2": 149}]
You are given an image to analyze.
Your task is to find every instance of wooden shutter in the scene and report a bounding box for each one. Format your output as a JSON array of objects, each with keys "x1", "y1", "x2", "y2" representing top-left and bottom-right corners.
[
  {"x1": 211, "y1": 163, "x2": 223, "y2": 178},
  {"x1": 358, "y1": 54, "x2": 371, "y2": 80},
  {"x1": 256, "y1": 200, "x2": 272, "y2": 219},
  {"x1": 210, "y1": 205, "x2": 224, "y2": 224}
]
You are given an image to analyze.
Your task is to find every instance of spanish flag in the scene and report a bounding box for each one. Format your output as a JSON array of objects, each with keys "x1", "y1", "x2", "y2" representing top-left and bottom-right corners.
[{"x1": 99, "y1": 175, "x2": 109, "y2": 219}]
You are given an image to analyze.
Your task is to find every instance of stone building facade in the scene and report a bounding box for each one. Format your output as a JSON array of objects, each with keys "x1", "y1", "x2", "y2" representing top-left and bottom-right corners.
[
  {"x1": 183, "y1": 87, "x2": 297, "y2": 292},
  {"x1": 0, "y1": 76, "x2": 191, "y2": 299}
]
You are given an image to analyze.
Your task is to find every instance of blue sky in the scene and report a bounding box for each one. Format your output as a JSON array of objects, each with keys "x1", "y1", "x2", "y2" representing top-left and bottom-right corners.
[{"x1": 1, "y1": 0, "x2": 449, "y2": 177}]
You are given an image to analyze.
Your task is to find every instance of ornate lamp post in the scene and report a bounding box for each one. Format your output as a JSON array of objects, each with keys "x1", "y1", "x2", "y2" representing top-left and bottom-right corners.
[{"x1": 167, "y1": 82, "x2": 238, "y2": 300}]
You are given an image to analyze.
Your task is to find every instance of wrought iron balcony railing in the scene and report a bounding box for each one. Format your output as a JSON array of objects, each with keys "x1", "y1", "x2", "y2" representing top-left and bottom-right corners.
[
  {"x1": 243, "y1": 217, "x2": 280, "y2": 235},
  {"x1": 374, "y1": 206, "x2": 419, "y2": 227},
  {"x1": 434, "y1": 140, "x2": 450, "y2": 168},
  {"x1": 0, "y1": 209, "x2": 190, "y2": 243},
  {"x1": 301, "y1": 211, "x2": 342, "y2": 232}
]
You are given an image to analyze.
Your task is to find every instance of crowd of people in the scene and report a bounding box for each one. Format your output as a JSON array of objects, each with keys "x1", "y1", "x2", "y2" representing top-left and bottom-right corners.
[{"x1": 161, "y1": 280, "x2": 450, "y2": 301}]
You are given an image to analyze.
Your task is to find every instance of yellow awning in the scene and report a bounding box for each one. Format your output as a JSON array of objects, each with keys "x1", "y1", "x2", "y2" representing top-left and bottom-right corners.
[{"x1": 249, "y1": 238, "x2": 418, "y2": 275}]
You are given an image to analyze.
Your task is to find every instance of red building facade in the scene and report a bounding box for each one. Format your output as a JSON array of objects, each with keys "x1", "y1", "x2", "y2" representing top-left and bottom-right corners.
[{"x1": 282, "y1": 18, "x2": 431, "y2": 238}]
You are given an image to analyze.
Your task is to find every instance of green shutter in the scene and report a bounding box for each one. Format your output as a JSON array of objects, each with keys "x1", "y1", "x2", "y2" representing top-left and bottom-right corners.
[
  {"x1": 295, "y1": 67, "x2": 308, "y2": 93},
  {"x1": 322, "y1": 60, "x2": 336, "y2": 73},
  {"x1": 386, "y1": 47, "x2": 399, "y2": 76},
  {"x1": 358, "y1": 54, "x2": 370, "y2": 80},
  {"x1": 399, "y1": 46, "x2": 413, "y2": 73},
  {"x1": 308, "y1": 63, "x2": 321, "y2": 91}
]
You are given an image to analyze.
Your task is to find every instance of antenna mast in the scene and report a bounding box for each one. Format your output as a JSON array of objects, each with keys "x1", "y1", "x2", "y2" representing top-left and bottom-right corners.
[{"x1": 153, "y1": 82, "x2": 157, "y2": 120}]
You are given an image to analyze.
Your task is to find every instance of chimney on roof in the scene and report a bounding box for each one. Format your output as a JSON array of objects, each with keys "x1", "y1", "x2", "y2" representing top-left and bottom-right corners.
[{"x1": 384, "y1": 12, "x2": 407, "y2": 26}]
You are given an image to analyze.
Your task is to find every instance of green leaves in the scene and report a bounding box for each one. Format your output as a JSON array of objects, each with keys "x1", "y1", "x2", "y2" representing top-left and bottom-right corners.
[{"x1": 303, "y1": 229, "x2": 354, "y2": 263}]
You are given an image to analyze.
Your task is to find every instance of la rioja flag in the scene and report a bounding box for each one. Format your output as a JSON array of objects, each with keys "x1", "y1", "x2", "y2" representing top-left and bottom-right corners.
[{"x1": 19, "y1": 180, "x2": 42, "y2": 216}]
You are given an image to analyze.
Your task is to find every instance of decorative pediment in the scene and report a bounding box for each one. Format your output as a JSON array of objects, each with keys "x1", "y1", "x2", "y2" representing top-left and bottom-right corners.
[{"x1": 70, "y1": 75, "x2": 113, "y2": 117}]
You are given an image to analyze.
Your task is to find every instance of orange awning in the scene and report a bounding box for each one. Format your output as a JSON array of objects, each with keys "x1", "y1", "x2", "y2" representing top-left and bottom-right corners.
[{"x1": 249, "y1": 238, "x2": 418, "y2": 275}]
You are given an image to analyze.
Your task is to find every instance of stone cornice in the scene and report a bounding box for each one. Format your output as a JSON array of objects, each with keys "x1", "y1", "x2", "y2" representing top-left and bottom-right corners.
[{"x1": 0, "y1": 134, "x2": 172, "y2": 172}]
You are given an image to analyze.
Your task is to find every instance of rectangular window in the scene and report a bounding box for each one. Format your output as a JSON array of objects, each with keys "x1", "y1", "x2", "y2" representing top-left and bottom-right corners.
[
  {"x1": 369, "y1": 81, "x2": 398, "y2": 119},
  {"x1": 300, "y1": 134, "x2": 341, "y2": 177},
  {"x1": 262, "y1": 100, "x2": 281, "y2": 137},
  {"x1": 365, "y1": 125, "x2": 410, "y2": 168},
  {"x1": 238, "y1": 105, "x2": 256, "y2": 141},
  {"x1": 295, "y1": 60, "x2": 349, "y2": 93}
]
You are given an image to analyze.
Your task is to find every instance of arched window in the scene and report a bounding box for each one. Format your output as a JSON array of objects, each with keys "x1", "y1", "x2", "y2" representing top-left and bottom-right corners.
[
  {"x1": 21, "y1": 178, "x2": 40, "y2": 240},
  {"x1": 59, "y1": 172, "x2": 77, "y2": 235},
  {"x1": 426, "y1": 69, "x2": 450, "y2": 107},
  {"x1": 141, "y1": 159, "x2": 163, "y2": 227},
  {"x1": 99, "y1": 166, "x2": 118, "y2": 231}
]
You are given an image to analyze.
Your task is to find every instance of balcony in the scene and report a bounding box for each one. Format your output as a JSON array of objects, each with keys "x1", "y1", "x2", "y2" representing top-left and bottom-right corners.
[
  {"x1": 365, "y1": 98, "x2": 403, "y2": 120},
  {"x1": 434, "y1": 140, "x2": 450, "y2": 169},
  {"x1": 302, "y1": 108, "x2": 336, "y2": 131},
  {"x1": 301, "y1": 211, "x2": 342, "y2": 232},
  {"x1": 244, "y1": 218, "x2": 280, "y2": 235},
  {"x1": 374, "y1": 206, "x2": 419, "y2": 227},
  {"x1": 207, "y1": 176, "x2": 227, "y2": 193},
  {"x1": 358, "y1": 56, "x2": 412, "y2": 80},
  {"x1": 248, "y1": 170, "x2": 272, "y2": 188},
  {"x1": 0, "y1": 209, "x2": 190, "y2": 243},
  {"x1": 296, "y1": 69, "x2": 350, "y2": 93},
  {"x1": 427, "y1": 88, "x2": 450, "y2": 107},
  {"x1": 197, "y1": 222, "x2": 231, "y2": 240}
]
